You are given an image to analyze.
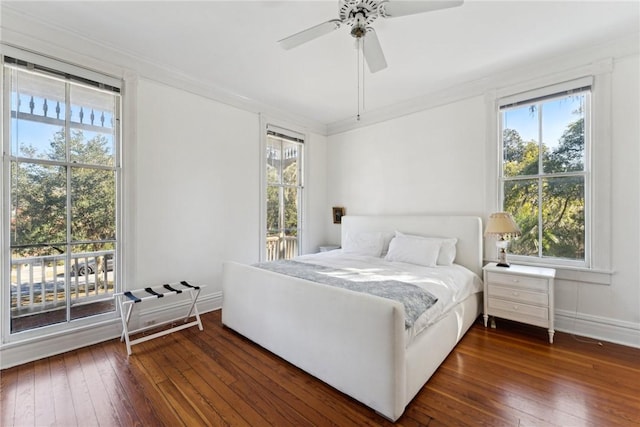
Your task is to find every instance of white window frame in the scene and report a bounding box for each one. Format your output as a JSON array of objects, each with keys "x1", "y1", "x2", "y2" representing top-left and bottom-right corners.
[
  {"x1": 498, "y1": 77, "x2": 592, "y2": 269},
  {"x1": 259, "y1": 117, "x2": 306, "y2": 262},
  {"x1": 1, "y1": 47, "x2": 124, "y2": 343},
  {"x1": 487, "y1": 58, "x2": 615, "y2": 275}
]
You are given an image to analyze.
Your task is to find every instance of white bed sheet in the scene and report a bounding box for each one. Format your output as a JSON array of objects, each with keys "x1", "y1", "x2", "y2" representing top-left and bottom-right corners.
[{"x1": 295, "y1": 250, "x2": 483, "y2": 344}]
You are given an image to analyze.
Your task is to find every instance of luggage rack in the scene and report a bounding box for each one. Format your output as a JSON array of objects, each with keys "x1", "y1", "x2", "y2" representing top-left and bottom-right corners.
[{"x1": 114, "y1": 281, "x2": 204, "y2": 355}]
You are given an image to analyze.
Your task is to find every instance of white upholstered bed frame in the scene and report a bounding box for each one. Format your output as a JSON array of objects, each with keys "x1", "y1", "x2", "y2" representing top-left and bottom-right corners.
[{"x1": 222, "y1": 215, "x2": 483, "y2": 421}]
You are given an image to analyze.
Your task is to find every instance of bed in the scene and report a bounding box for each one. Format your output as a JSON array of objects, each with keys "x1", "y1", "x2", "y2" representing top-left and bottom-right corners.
[{"x1": 222, "y1": 215, "x2": 483, "y2": 421}]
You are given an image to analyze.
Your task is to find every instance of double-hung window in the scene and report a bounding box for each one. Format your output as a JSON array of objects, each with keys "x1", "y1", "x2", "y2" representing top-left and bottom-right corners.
[
  {"x1": 498, "y1": 78, "x2": 591, "y2": 266},
  {"x1": 264, "y1": 125, "x2": 304, "y2": 261},
  {"x1": 2, "y1": 52, "x2": 121, "y2": 336}
]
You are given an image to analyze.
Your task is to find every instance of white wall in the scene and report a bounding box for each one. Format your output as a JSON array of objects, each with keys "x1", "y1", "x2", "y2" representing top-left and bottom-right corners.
[
  {"x1": 0, "y1": 15, "x2": 328, "y2": 366},
  {"x1": 304, "y1": 132, "x2": 330, "y2": 250},
  {"x1": 135, "y1": 79, "x2": 259, "y2": 286},
  {"x1": 134, "y1": 79, "x2": 328, "y2": 300},
  {"x1": 326, "y1": 96, "x2": 488, "y2": 243},
  {"x1": 326, "y1": 54, "x2": 640, "y2": 347},
  {"x1": 554, "y1": 55, "x2": 639, "y2": 346}
]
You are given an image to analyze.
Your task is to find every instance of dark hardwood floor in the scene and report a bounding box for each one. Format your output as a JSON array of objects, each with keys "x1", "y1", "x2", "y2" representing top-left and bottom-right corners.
[{"x1": 2, "y1": 310, "x2": 639, "y2": 426}]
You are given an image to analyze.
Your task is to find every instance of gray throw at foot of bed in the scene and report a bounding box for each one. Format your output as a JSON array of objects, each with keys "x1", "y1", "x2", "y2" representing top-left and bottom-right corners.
[{"x1": 253, "y1": 260, "x2": 438, "y2": 329}]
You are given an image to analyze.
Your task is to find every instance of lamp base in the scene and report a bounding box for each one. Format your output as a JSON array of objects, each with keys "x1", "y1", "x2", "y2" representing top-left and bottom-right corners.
[{"x1": 496, "y1": 244, "x2": 510, "y2": 267}]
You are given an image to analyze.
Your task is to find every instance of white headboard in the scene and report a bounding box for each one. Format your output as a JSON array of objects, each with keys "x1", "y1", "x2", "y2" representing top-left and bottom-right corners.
[{"x1": 341, "y1": 215, "x2": 483, "y2": 277}]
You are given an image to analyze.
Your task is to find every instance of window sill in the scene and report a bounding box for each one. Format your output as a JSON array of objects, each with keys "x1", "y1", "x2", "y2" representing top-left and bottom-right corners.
[{"x1": 483, "y1": 258, "x2": 612, "y2": 285}]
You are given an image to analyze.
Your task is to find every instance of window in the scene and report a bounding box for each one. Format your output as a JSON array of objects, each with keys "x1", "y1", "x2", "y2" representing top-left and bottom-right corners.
[
  {"x1": 264, "y1": 126, "x2": 304, "y2": 261},
  {"x1": 2, "y1": 54, "x2": 121, "y2": 335},
  {"x1": 499, "y1": 79, "x2": 591, "y2": 266}
]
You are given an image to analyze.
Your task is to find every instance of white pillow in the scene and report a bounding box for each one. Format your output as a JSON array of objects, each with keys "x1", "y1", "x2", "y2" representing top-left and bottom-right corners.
[
  {"x1": 437, "y1": 238, "x2": 458, "y2": 266},
  {"x1": 342, "y1": 232, "x2": 384, "y2": 257},
  {"x1": 395, "y1": 231, "x2": 458, "y2": 266},
  {"x1": 380, "y1": 231, "x2": 395, "y2": 255},
  {"x1": 384, "y1": 235, "x2": 440, "y2": 267}
]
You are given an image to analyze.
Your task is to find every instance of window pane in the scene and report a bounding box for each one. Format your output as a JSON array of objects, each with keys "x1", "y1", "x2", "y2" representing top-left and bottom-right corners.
[
  {"x1": 11, "y1": 162, "x2": 66, "y2": 246},
  {"x1": 283, "y1": 229, "x2": 298, "y2": 260},
  {"x1": 5, "y1": 55, "x2": 120, "y2": 334},
  {"x1": 502, "y1": 105, "x2": 538, "y2": 177},
  {"x1": 542, "y1": 95, "x2": 585, "y2": 173},
  {"x1": 266, "y1": 136, "x2": 281, "y2": 184},
  {"x1": 501, "y1": 84, "x2": 589, "y2": 264},
  {"x1": 70, "y1": 243, "x2": 116, "y2": 321},
  {"x1": 266, "y1": 186, "x2": 281, "y2": 233},
  {"x1": 264, "y1": 128, "x2": 303, "y2": 261},
  {"x1": 9, "y1": 67, "x2": 66, "y2": 161},
  {"x1": 71, "y1": 168, "x2": 116, "y2": 241},
  {"x1": 282, "y1": 140, "x2": 300, "y2": 186},
  {"x1": 69, "y1": 85, "x2": 116, "y2": 166},
  {"x1": 542, "y1": 176, "x2": 585, "y2": 260},
  {"x1": 11, "y1": 247, "x2": 67, "y2": 332},
  {"x1": 266, "y1": 184, "x2": 281, "y2": 261},
  {"x1": 283, "y1": 187, "x2": 298, "y2": 236},
  {"x1": 10, "y1": 242, "x2": 116, "y2": 331},
  {"x1": 504, "y1": 179, "x2": 538, "y2": 257}
]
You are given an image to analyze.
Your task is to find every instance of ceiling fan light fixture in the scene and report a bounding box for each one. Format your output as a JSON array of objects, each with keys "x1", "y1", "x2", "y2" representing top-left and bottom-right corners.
[
  {"x1": 350, "y1": 25, "x2": 367, "y2": 38},
  {"x1": 349, "y1": 11, "x2": 369, "y2": 38}
]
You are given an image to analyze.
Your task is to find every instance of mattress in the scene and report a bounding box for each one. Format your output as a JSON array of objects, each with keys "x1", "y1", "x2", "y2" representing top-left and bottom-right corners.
[{"x1": 287, "y1": 250, "x2": 483, "y2": 345}]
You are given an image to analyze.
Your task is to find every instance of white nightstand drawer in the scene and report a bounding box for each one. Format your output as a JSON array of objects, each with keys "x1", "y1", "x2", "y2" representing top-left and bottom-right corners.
[
  {"x1": 486, "y1": 272, "x2": 549, "y2": 291},
  {"x1": 488, "y1": 297, "x2": 549, "y2": 320},
  {"x1": 487, "y1": 284, "x2": 549, "y2": 306}
]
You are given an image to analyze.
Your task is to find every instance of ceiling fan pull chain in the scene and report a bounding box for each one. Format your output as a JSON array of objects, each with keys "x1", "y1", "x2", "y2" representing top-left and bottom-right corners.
[
  {"x1": 356, "y1": 37, "x2": 361, "y2": 121},
  {"x1": 362, "y1": 36, "x2": 366, "y2": 113}
]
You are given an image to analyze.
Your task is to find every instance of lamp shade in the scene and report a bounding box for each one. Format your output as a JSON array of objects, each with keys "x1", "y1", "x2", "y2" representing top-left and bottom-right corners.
[{"x1": 484, "y1": 212, "x2": 521, "y2": 237}]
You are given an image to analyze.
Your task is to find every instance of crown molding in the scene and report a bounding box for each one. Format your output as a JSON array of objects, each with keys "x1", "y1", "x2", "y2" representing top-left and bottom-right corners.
[
  {"x1": 1, "y1": 5, "x2": 637, "y2": 138},
  {"x1": 326, "y1": 31, "x2": 639, "y2": 136}
]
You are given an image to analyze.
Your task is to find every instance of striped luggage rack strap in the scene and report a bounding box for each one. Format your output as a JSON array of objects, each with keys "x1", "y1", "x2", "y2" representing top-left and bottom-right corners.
[{"x1": 118, "y1": 281, "x2": 202, "y2": 304}]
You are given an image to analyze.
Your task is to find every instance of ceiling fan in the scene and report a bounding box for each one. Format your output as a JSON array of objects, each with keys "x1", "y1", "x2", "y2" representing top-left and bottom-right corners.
[{"x1": 278, "y1": 0, "x2": 464, "y2": 73}]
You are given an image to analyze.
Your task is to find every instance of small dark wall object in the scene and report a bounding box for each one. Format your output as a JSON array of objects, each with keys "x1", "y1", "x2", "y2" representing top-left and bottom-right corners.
[{"x1": 333, "y1": 207, "x2": 345, "y2": 224}]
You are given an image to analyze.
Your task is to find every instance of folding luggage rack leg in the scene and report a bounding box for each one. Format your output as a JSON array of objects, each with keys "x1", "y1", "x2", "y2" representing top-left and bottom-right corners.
[{"x1": 114, "y1": 281, "x2": 205, "y2": 355}]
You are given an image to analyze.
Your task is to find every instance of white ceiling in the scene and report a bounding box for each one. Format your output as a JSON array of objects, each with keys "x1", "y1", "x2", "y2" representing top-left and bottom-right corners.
[{"x1": 2, "y1": 1, "x2": 639, "y2": 130}]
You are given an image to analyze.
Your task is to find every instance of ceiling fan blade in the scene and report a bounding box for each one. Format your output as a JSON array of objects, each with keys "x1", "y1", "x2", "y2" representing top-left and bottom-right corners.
[
  {"x1": 381, "y1": 0, "x2": 463, "y2": 18},
  {"x1": 363, "y1": 28, "x2": 387, "y2": 73},
  {"x1": 278, "y1": 19, "x2": 342, "y2": 50}
]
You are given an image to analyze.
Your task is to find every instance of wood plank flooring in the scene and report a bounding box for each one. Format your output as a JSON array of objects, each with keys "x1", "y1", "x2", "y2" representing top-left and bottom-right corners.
[{"x1": 2, "y1": 310, "x2": 639, "y2": 426}]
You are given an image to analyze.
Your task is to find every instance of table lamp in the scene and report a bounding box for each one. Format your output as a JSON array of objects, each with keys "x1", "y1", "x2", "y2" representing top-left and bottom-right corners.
[{"x1": 484, "y1": 212, "x2": 521, "y2": 267}]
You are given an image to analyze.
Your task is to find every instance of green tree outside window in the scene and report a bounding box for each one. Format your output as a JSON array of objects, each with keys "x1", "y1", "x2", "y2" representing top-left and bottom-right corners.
[{"x1": 501, "y1": 93, "x2": 587, "y2": 262}]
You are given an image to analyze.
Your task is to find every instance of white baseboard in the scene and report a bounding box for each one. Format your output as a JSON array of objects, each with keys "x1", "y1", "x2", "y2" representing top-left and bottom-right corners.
[
  {"x1": 555, "y1": 309, "x2": 640, "y2": 349},
  {"x1": 0, "y1": 291, "x2": 222, "y2": 369},
  {"x1": 4, "y1": 296, "x2": 637, "y2": 369}
]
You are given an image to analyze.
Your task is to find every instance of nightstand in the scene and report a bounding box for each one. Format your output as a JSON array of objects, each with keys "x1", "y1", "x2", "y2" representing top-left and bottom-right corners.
[{"x1": 483, "y1": 263, "x2": 556, "y2": 343}]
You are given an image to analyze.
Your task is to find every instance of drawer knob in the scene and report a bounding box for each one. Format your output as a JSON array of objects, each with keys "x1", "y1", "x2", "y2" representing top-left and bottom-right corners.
[
  {"x1": 512, "y1": 279, "x2": 520, "y2": 283},
  {"x1": 513, "y1": 292, "x2": 520, "y2": 296},
  {"x1": 513, "y1": 305, "x2": 519, "y2": 310}
]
